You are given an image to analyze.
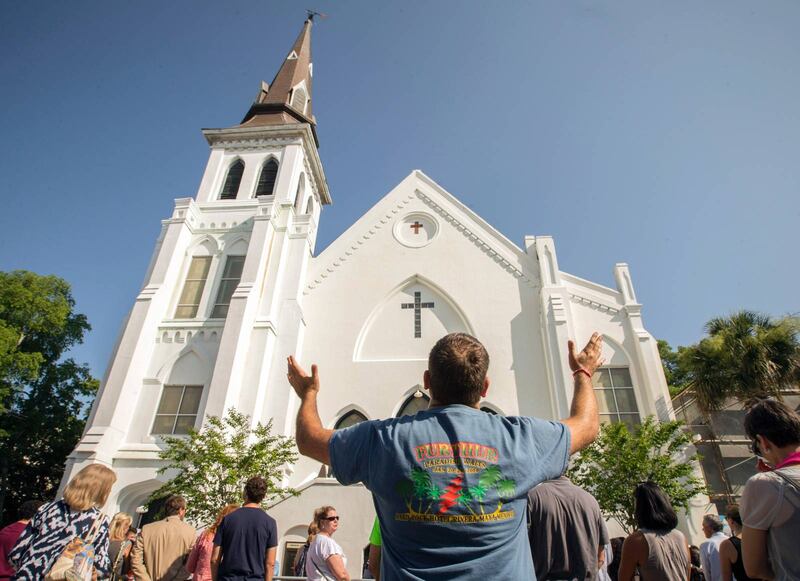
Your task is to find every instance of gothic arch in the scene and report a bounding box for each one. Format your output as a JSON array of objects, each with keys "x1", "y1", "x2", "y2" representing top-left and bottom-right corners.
[
  {"x1": 353, "y1": 274, "x2": 474, "y2": 362},
  {"x1": 185, "y1": 235, "x2": 220, "y2": 256},
  {"x1": 221, "y1": 234, "x2": 249, "y2": 255},
  {"x1": 116, "y1": 478, "x2": 163, "y2": 516},
  {"x1": 255, "y1": 157, "x2": 279, "y2": 197},
  {"x1": 393, "y1": 389, "x2": 430, "y2": 417},
  {"x1": 219, "y1": 158, "x2": 245, "y2": 200},
  {"x1": 154, "y1": 345, "x2": 212, "y2": 385},
  {"x1": 330, "y1": 404, "x2": 370, "y2": 430}
]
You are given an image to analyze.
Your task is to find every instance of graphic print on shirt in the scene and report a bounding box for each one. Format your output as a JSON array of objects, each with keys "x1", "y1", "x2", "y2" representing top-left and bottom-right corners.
[{"x1": 394, "y1": 441, "x2": 516, "y2": 523}]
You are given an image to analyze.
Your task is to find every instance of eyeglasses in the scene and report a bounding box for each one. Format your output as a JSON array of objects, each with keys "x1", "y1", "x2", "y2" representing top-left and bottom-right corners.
[{"x1": 323, "y1": 516, "x2": 340, "y2": 521}]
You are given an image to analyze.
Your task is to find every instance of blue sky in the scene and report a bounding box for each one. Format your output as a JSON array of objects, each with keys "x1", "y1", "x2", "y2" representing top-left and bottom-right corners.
[{"x1": 1, "y1": 1, "x2": 798, "y2": 376}]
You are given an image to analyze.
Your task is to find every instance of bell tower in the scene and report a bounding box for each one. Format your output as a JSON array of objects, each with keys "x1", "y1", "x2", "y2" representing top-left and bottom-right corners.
[{"x1": 63, "y1": 18, "x2": 329, "y2": 494}]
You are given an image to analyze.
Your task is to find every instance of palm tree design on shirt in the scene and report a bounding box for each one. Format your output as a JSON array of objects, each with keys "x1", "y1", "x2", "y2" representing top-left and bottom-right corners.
[{"x1": 395, "y1": 465, "x2": 516, "y2": 516}]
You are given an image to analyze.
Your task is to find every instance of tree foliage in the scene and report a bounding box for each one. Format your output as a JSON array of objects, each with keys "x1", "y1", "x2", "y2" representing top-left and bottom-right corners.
[
  {"x1": 657, "y1": 340, "x2": 692, "y2": 397},
  {"x1": 567, "y1": 416, "x2": 706, "y2": 533},
  {"x1": 679, "y1": 311, "x2": 800, "y2": 412},
  {"x1": 151, "y1": 409, "x2": 299, "y2": 526},
  {"x1": 0, "y1": 271, "x2": 97, "y2": 524}
]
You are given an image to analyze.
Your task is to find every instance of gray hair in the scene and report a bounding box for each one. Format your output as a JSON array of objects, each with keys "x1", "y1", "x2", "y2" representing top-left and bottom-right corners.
[{"x1": 703, "y1": 514, "x2": 723, "y2": 532}]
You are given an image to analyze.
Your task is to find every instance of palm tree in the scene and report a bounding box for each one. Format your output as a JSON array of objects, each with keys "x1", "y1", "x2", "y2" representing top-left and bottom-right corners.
[
  {"x1": 395, "y1": 478, "x2": 415, "y2": 513},
  {"x1": 424, "y1": 484, "x2": 442, "y2": 514},
  {"x1": 468, "y1": 484, "x2": 487, "y2": 514},
  {"x1": 410, "y1": 468, "x2": 431, "y2": 512},
  {"x1": 682, "y1": 311, "x2": 799, "y2": 411},
  {"x1": 678, "y1": 311, "x2": 799, "y2": 505}
]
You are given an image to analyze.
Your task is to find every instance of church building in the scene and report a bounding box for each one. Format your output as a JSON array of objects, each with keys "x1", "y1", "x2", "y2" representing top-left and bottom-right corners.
[{"x1": 63, "y1": 18, "x2": 708, "y2": 576}]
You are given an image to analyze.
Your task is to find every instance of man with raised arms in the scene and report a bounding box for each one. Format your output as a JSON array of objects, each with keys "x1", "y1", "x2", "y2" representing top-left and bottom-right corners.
[{"x1": 287, "y1": 332, "x2": 603, "y2": 580}]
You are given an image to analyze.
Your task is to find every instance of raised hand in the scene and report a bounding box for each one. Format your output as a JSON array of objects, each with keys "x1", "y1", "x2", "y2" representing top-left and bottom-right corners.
[
  {"x1": 287, "y1": 356, "x2": 320, "y2": 399},
  {"x1": 568, "y1": 333, "x2": 604, "y2": 375}
]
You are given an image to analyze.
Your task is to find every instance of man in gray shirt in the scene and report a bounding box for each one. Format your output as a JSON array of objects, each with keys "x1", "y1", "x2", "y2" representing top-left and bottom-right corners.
[{"x1": 528, "y1": 476, "x2": 609, "y2": 580}]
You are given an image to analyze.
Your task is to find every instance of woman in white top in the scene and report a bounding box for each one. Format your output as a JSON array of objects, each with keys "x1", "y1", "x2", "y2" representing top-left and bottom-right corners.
[{"x1": 306, "y1": 505, "x2": 350, "y2": 581}]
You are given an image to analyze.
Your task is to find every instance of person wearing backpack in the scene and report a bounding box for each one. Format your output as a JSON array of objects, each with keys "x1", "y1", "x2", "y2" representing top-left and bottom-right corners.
[
  {"x1": 740, "y1": 399, "x2": 800, "y2": 581},
  {"x1": 8, "y1": 463, "x2": 115, "y2": 580},
  {"x1": 293, "y1": 523, "x2": 317, "y2": 578}
]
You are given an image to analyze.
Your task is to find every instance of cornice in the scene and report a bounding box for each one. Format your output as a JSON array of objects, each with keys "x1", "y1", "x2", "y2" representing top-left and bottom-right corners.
[
  {"x1": 305, "y1": 190, "x2": 536, "y2": 295},
  {"x1": 569, "y1": 293, "x2": 620, "y2": 315}
]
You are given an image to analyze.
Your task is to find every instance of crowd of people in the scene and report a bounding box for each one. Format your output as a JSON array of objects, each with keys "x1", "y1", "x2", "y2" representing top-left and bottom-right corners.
[{"x1": 0, "y1": 332, "x2": 798, "y2": 580}]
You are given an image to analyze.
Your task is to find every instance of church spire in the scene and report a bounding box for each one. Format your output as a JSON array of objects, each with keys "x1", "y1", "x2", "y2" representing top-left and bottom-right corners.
[{"x1": 240, "y1": 18, "x2": 318, "y2": 145}]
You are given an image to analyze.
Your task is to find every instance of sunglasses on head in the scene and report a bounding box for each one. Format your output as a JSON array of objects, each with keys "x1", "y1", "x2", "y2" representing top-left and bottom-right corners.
[{"x1": 323, "y1": 516, "x2": 339, "y2": 521}]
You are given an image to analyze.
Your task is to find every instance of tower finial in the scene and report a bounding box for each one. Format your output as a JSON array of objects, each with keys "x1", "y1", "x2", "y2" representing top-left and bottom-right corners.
[{"x1": 305, "y1": 9, "x2": 327, "y2": 22}]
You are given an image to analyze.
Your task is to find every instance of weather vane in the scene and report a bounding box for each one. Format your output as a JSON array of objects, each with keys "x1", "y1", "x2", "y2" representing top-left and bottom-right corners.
[{"x1": 306, "y1": 9, "x2": 328, "y2": 22}]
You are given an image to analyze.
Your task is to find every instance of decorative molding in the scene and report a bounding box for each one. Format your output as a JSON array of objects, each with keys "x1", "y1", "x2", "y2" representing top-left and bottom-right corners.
[
  {"x1": 304, "y1": 195, "x2": 416, "y2": 294},
  {"x1": 155, "y1": 323, "x2": 224, "y2": 344},
  {"x1": 305, "y1": 189, "x2": 537, "y2": 294},
  {"x1": 415, "y1": 190, "x2": 536, "y2": 288},
  {"x1": 569, "y1": 293, "x2": 620, "y2": 314},
  {"x1": 549, "y1": 295, "x2": 568, "y2": 324}
]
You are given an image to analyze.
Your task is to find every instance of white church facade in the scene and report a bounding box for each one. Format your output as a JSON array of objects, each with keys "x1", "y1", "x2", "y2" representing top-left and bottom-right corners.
[{"x1": 63, "y1": 18, "x2": 708, "y2": 577}]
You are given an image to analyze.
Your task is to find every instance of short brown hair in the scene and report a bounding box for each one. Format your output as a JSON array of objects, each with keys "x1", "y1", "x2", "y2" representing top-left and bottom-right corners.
[
  {"x1": 62, "y1": 464, "x2": 116, "y2": 511},
  {"x1": 428, "y1": 333, "x2": 489, "y2": 405},
  {"x1": 164, "y1": 495, "x2": 186, "y2": 516},
  {"x1": 726, "y1": 504, "x2": 742, "y2": 527},
  {"x1": 244, "y1": 476, "x2": 268, "y2": 504},
  {"x1": 744, "y1": 399, "x2": 800, "y2": 448}
]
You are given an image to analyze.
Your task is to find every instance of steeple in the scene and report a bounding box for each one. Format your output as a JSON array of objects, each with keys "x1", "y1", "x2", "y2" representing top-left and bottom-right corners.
[{"x1": 240, "y1": 18, "x2": 317, "y2": 145}]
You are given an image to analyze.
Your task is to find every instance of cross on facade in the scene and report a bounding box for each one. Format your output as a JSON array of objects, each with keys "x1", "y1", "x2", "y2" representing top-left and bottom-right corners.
[
  {"x1": 410, "y1": 221, "x2": 423, "y2": 234},
  {"x1": 400, "y1": 291, "x2": 435, "y2": 338}
]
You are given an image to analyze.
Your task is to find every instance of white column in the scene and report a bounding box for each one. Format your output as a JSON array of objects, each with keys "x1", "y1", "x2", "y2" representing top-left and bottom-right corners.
[
  {"x1": 202, "y1": 198, "x2": 277, "y2": 418},
  {"x1": 72, "y1": 198, "x2": 199, "y2": 463},
  {"x1": 529, "y1": 236, "x2": 576, "y2": 419}
]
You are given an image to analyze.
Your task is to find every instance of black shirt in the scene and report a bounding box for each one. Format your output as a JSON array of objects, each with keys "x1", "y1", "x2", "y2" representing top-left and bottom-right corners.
[{"x1": 213, "y1": 507, "x2": 277, "y2": 581}]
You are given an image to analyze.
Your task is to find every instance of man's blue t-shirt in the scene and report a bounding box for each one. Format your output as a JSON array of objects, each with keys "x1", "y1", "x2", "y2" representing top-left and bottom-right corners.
[
  {"x1": 329, "y1": 405, "x2": 570, "y2": 580},
  {"x1": 213, "y1": 506, "x2": 278, "y2": 581}
]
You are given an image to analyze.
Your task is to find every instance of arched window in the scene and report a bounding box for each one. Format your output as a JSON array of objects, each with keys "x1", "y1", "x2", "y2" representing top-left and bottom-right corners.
[
  {"x1": 291, "y1": 86, "x2": 308, "y2": 114},
  {"x1": 294, "y1": 173, "x2": 306, "y2": 213},
  {"x1": 304, "y1": 196, "x2": 314, "y2": 215},
  {"x1": 334, "y1": 410, "x2": 367, "y2": 430},
  {"x1": 219, "y1": 160, "x2": 244, "y2": 200},
  {"x1": 255, "y1": 159, "x2": 279, "y2": 197},
  {"x1": 397, "y1": 392, "x2": 430, "y2": 417}
]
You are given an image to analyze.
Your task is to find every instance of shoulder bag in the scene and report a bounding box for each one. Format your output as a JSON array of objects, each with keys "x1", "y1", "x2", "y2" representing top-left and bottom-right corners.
[{"x1": 46, "y1": 511, "x2": 106, "y2": 581}]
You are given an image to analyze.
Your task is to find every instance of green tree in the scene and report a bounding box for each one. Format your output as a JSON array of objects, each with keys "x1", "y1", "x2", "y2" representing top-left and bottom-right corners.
[
  {"x1": 150, "y1": 409, "x2": 299, "y2": 525},
  {"x1": 568, "y1": 416, "x2": 706, "y2": 533},
  {"x1": 657, "y1": 340, "x2": 692, "y2": 397},
  {"x1": 679, "y1": 311, "x2": 800, "y2": 412},
  {"x1": 0, "y1": 271, "x2": 96, "y2": 523}
]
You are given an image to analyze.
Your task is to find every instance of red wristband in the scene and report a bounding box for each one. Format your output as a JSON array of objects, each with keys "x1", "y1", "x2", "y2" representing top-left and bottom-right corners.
[{"x1": 572, "y1": 367, "x2": 592, "y2": 380}]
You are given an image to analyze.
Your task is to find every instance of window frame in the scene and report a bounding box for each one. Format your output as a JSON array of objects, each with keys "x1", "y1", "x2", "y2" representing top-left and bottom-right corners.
[
  {"x1": 151, "y1": 384, "x2": 204, "y2": 435},
  {"x1": 397, "y1": 393, "x2": 430, "y2": 417},
  {"x1": 255, "y1": 158, "x2": 279, "y2": 197},
  {"x1": 210, "y1": 255, "x2": 246, "y2": 319},
  {"x1": 592, "y1": 366, "x2": 641, "y2": 427},
  {"x1": 334, "y1": 410, "x2": 368, "y2": 430},
  {"x1": 219, "y1": 159, "x2": 245, "y2": 200},
  {"x1": 174, "y1": 256, "x2": 213, "y2": 319}
]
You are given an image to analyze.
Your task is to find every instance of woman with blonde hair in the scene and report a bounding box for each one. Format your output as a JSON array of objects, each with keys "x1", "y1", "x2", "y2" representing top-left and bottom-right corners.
[
  {"x1": 306, "y1": 506, "x2": 349, "y2": 581},
  {"x1": 107, "y1": 512, "x2": 133, "y2": 580},
  {"x1": 8, "y1": 463, "x2": 116, "y2": 580},
  {"x1": 186, "y1": 503, "x2": 239, "y2": 581}
]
